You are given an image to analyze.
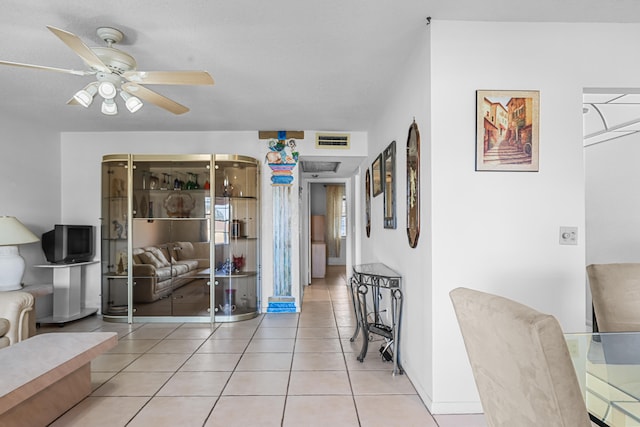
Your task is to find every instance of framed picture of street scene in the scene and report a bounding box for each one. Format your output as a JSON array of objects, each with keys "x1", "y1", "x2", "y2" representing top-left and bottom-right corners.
[{"x1": 476, "y1": 90, "x2": 540, "y2": 172}]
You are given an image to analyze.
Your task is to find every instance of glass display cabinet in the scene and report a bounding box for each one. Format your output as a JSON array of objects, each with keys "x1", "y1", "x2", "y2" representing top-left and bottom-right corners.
[
  {"x1": 101, "y1": 155, "x2": 130, "y2": 317},
  {"x1": 101, "y1": 154, "x2": 260, "y2": 323},
  {"x1": 213, "y1": 156, "x2": 260, "y2": 319}
]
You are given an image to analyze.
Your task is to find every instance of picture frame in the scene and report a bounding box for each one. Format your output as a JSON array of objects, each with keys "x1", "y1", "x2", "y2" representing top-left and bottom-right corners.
[
  {"x1": 406, "y1": 120, "x2": 420, "y2": 248},
  {"x1": 383, "y1": 140, "x2": 396, "y2": 229},
  {"x1": 365, "y1": 168, "x2": 371, "y2": 238},
  {"x1": 476, "y1": 90, "x2": 540, "y2": 172},
  {"x1": 372, "y1": 154, "x2": 383, "y2": 196}
]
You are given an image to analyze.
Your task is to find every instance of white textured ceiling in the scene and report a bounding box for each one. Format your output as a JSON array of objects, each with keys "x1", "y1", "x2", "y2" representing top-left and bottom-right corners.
[{"x1": 2, "y1": 0, "x2": 640, "y2": 134}]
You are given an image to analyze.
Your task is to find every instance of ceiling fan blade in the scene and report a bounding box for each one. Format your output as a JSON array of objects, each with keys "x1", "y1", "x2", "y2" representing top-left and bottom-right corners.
[
  {"x1": 0, "y1": 60, "x2": 92, "y2": 76},
  {"x1": 47, "y1": 25, "x2": 110, "y2": 73},
  {"x1": 122, "y1": 82, "x2": 189, "y2": 115},
  {"x1": 123, "y1": 71, "x2": 214, "y2": 85}
]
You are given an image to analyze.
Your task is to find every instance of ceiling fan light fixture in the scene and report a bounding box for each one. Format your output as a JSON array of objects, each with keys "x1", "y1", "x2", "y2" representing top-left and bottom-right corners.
[
  {"x1": 120, "y1": 91, "x2": 143, "y2": 113},
  {"x1": 98, "y1": 81, "x2": 117, "y2": 99},
  {"x1": 73, "y1": 83, "x2": 98, "y2": 107},
  {"x1": 101, "y1": 99, "x2": 118, "y2": 115}
]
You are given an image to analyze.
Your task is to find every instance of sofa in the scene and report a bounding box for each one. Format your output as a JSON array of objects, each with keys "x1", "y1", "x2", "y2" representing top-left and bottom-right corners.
[
  {"x1": 132, "y1": 241, "x2": 210, "y2": 303},
  {"x1": 0, "y1": 291, "x2": 34, "y2": 348}
]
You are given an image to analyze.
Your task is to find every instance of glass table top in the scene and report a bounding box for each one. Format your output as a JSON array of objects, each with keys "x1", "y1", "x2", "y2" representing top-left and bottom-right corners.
[
  {"x1": 352, "y1": 263, "x2": 401, "y2": 279},
  {"x1": 565, "y1": 332, "x2": 640, "y2": 426}
]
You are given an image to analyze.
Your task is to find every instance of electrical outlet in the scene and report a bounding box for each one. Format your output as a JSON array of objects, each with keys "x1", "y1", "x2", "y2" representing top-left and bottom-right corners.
[{"x1": 559, "y1": 226, "x2": 578, "y2": 245}]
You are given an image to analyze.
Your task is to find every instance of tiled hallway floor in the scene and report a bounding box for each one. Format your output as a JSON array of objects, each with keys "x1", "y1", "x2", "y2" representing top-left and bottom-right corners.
[{"x1": 38, "y1": 266, "x2": 486, "y2": 427}]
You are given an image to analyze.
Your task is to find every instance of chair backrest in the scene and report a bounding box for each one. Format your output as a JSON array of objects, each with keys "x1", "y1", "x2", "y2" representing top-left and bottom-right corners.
[
  {"x1": 587, "y1": 263, "x2": 640, "y2": 332},
  {"x1": 449, "y1": 287, "x2": 591, "y2": 427}
]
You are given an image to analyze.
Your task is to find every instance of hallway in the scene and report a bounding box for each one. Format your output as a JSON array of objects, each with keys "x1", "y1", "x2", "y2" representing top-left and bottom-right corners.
[{"x1": 38, "y1": 265, "x2": 484, "y2": 426}]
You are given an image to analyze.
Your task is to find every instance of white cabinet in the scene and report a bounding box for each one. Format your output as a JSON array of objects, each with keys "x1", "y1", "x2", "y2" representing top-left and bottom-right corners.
[
  {"x1": 34, "y1": 261, "x2": 99, "y2": 324},
  {"x1": 311, "y1": 242, "x2": 326, "y2": 278}
]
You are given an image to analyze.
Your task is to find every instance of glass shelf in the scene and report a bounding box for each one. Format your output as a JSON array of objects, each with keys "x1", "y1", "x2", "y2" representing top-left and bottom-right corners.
[{"x1": 214, "y1": 271, "x2": 257, "y2": 278}]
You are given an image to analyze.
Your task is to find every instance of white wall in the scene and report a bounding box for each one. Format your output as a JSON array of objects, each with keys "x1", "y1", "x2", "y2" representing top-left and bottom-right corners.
[
  {"x1": 0, "y1": 114, "x2": 61, "y2": 318},
  {"x1": 363, "y1": 20, "x2": 432, "y2": 407},
  {"x1": 427, "y1": 21, "x2": 640, "y2": 413},
  {"x1": 585, "y1": 133, "x2": 640, "y2": 265},
  {"x1": 0, "y1": 114, "x2": 61, "y2": 287},
  {"x1": 358, "y1": 20, "x2": 640, "y2": 415}
]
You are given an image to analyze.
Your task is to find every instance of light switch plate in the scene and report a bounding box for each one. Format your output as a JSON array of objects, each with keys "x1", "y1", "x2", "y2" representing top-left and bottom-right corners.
[{"x1": 559, "y1": 226, "x2": 578, "y2": 245}]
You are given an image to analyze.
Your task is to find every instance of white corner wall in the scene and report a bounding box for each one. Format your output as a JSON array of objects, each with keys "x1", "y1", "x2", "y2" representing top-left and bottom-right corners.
[
  {"x1": 585, "y1": 133, "x2": 640, "y2": 265},
  {"x1": 0, "y1": 114, "x2": 61, "y2": 288},
  {"x1": 364, "y1": 22, "x2": 433, "y2": 406},
  {"x1": 428, "y1": 21, "x2": 640, "y2": 413}
]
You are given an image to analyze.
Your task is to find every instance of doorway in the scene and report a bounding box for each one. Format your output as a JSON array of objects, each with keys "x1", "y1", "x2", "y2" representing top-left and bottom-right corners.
[{"x1": 310, "y1": 183, "x2": 346, "y2": 279}]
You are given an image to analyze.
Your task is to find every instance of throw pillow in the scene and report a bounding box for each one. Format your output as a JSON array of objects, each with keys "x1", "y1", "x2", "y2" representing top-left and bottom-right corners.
[
  {"x1": 146, "y1": 247, "x2": 171, "y2": 267},
  {"x1": 138, "y1": 252, "x2": 164, "y2": 268}
]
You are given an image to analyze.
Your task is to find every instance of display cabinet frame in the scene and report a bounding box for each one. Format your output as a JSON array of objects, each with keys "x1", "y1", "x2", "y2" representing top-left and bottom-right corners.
[{"x1": 101, "y1": 154, "x2": 260, "y2": 324}]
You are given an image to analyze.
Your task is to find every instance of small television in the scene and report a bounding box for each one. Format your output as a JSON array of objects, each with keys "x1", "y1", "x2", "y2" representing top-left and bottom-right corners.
[{"x1": 41, "y1": 225, "x2": 95, "y2": 264}]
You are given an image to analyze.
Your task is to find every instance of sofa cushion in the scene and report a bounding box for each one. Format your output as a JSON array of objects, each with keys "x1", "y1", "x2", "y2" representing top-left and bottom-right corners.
[
  {"x1": 145, "y1": 247, "x2": 171, "y2": 267},
  {"x1": 0, "y1": 318, "x2": 9, "y2": 337},
  {"x1": 174, "y1": 241, "x2": 195, "y2": 260},
  {"x1": 172, "y1": 264, "x2": 190, "y2": 276},
  {"x1": 174, "y1": 259, "x2": 199, "y2": 271},
  {"x1": 155, "y1": 266, "x2": 172, "y2": 280},
  {"x1": 132, "y1": 248, "x2": 145, "y2": 265},
  {"x1": 158, "y1": 246, "x2": 177, "y2": 264},
  {"x1": 138, "y1": 252, "x2": 165, "y2": 269}
]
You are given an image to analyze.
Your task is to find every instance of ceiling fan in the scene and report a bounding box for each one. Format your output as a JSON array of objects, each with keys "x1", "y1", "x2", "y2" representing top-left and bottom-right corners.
[{"x1": 0, "y1": 25, "x2": 214, "y2": 115}]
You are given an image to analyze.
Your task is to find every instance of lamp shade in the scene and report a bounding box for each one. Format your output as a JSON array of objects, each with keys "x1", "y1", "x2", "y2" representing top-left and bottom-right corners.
[
  {"x1": 101, "y1": 99, "x2": 118, "y2": 115},
  {"x1": 0, "y1": 216, "x2": 39, "y2": 246},
  {"x1": 73, "y1": 83, "x2": 98, "y2": 108}
]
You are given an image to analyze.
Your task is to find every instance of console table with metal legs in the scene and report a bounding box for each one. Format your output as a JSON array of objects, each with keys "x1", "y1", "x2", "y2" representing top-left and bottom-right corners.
[{"x1": 349, "y1": 263, "x2": 403, "y2": 375}]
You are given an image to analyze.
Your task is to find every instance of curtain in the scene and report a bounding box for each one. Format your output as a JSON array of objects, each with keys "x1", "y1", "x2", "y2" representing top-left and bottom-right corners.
[{"x1": 325, "y1": 185, "x2": 344, "y2": 257}]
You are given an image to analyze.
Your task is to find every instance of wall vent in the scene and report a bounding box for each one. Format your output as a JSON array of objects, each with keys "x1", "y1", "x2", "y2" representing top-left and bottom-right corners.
[
  {"x1": 316, "y1": 133, "x2": 350, "y2": 149},
  {"x1": 300, "y1": 161, "x2": 341, "y2": 173}
]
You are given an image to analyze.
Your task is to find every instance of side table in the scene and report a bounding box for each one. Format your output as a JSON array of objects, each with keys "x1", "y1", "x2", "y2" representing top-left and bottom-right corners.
[{"x1": 350, "y1": 263, "x2": 403, "y2": 375}]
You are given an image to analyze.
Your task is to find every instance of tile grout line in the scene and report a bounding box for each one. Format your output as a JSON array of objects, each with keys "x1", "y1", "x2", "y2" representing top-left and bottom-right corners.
[
  {"x1": 329, "y1": 270, "x2": 364, "y2": 427},
  {"x1": 201, "y1": 316, "x2": 263, "y2": 426}
]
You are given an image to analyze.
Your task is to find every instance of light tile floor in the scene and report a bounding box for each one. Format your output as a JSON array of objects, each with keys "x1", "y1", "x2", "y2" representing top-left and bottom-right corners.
[{"x1": 38, "y1": 266, "x2": 486, "y2": 427}]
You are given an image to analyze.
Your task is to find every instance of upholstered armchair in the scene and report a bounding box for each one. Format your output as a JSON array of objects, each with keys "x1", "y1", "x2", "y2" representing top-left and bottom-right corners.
[
  {"x1": 0, "y1": 291, "x2": 34, "y2": 348},
  {"x1": 450, "y1": 287, "x2": 592, "y2": 427},
  {"x1": 587, "y1": 263, "x2": 640, "y2": 332}
]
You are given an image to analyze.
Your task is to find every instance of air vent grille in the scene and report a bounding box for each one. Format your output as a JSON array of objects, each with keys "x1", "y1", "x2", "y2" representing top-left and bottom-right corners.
[
  {"x1": 300, "y1": 161, "x2": 341, "y2": 173},
  {"x1": 316, "y1": 133, "x2": 350, "y2": 149}
]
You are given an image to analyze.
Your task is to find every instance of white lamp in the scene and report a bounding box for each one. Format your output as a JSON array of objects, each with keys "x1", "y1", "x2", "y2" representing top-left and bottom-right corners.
[
  {"x1": 73, "y1": 82, "x2": 98, "y2": 107},
  {"x1": 120, "y1": 91, "x2": 143, "y2": 113},
  {"x1": 101, "y1": 98, "x2": 118, "y2": 115},
  {"x1": 98, "y1": 81, "x2": 117, "y2": 99},
  {"x1": 0, "y1": 216, "x2": 39, "y2": 291}
]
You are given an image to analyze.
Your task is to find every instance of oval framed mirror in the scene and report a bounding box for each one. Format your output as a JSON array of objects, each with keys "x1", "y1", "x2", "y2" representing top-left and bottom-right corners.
[{"x1": 406, "y1": 120, "x2": 420, "y2": 248}]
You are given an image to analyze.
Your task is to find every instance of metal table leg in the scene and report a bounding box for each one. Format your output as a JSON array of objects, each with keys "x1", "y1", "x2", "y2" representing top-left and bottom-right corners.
[
  {"x1": 356, "y1": 283, "x2": 370, "y2": 362},
  {"x1": 349, "y1": 276, "x2": 361, "y2": 342},
  {"x1": 391, "y1": 288, "x2": 404, "y2": 375}
]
